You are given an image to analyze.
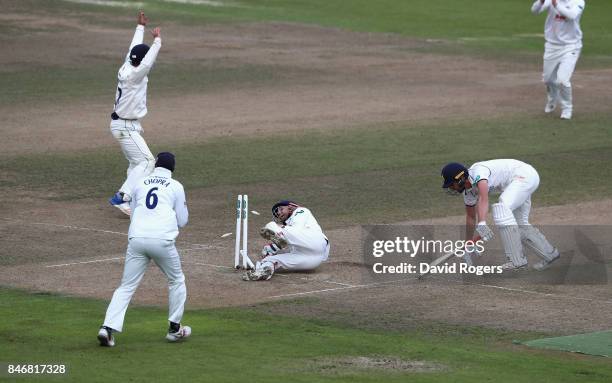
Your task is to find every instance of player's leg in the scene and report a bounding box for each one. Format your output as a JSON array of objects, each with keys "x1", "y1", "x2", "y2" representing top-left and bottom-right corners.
[
  {"x1": 244, "y1": 253, "x2": 326, "y2": 281},
  {"x1": 492, "y1": 202, "x2": 527, "y2": 269},
  {"x1": 149, "y1": 239, "x2": 187, "y2": 325},
  {"x1": 117, "y1": 121, "x2": 155, "y2": 197},
  {"x1": 507, "y1": 168, "x2": 560, "y2": 270},
  {"x1": 244, "y1": 241, "x2": 329, "y2": 281},
  {"x1": 542, "y1": 57, "x2": 560, "y2": 113},
  {"x1": 102, "y1": 238, "x2": 150, "y2": 333},
  {"x1": 148, "y1": 239, "x2": 190, "y2": 341},
  {"x1": 494, "y1": 168, "x2": 539, "y2": 269},
  {"x1": 109, "y1": 120, "x2": 155, "y2": 201},
  {"x1": 514, "y1": 196, "x2": 559, "y2": 269},
  {"x1": 556, "y1": 48, "x2": 581, "y2": 120}
]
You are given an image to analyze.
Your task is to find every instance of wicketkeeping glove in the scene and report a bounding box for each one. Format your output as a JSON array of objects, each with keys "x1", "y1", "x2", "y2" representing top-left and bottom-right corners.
[
  {"x1": 261, "y1": 243, "x2": 281, "y2": 258},
  {"x1": 475, "y1": 222, "x2": 494, "y2": 241}
]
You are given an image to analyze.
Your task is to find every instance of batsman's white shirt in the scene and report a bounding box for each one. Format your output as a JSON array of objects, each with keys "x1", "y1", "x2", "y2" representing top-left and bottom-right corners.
[
  {"x1": 113, "y1": 25, "x2": 161, "y2": 120},
  {"x1": 129, "y1": 167, "x2": 188, "y2": 240},
  {"x1": 531, "y1": 0, "x2": 584, "y2": 48},
  {"x1": 463, "y1": 159, "x2": 539, "y2": 211}
]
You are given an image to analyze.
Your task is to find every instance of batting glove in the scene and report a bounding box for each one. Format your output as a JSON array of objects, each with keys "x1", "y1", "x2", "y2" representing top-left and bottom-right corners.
[
  {"x1": 261, "y1": 243, "x2": 281, "y2": 258},
  {"x1": 475, "y1": 222, "x2": 494, "y2": 241}
]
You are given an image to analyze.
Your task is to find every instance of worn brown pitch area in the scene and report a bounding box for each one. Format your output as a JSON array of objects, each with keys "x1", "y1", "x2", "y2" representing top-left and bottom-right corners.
[
  {"x1": 1, "y1": 8, "x2": 611, "y2": 334},
  {"x1": 1, "y1": 193, "x2": 611, "y2": 334}
]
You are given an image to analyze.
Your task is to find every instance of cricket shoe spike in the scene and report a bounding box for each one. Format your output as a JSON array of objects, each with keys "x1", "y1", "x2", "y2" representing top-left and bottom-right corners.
[
  {"x1": 242, "y1": 265, "x2": 274, "y2": 281},
  {"x1": 259, "y1": 222, "x2": 288, "y2": 248},
  {"x1": 166, "y1": 325, "x2": 191, "y2": 342},
  {"x1": 560, "y1": 110, "x2": 572, "y2": 120},
  {"x1": 98, "y1": 326, "x2": 115, "y2": 347}
]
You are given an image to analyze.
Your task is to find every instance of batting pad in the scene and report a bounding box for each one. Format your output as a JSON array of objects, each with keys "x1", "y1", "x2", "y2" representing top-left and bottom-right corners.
[
  {"x1": 520, "y1": 226, "x2": 558, "y2": 261},
  {"x1": 493, "y1": 203, "x2": 527, "y2": 267},
  {"x1": 522, "y1": 330, "x2": 612, "y2": 358}
]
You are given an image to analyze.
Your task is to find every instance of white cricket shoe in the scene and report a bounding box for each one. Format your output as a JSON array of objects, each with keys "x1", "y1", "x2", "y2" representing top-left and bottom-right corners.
[
  {"x1": 500, "y1": 262, "x2": 527, "y2": 271},
  {"x1": 97, "y1": 326, "x2": 115, "y2": 347},
  {"x1": 242, "y1": 265, "x2": 274, "y2": 281},
  {"x1": 560, "y1": 110, "x2": 572, "y2": 120},
  {"x1": 533, "y1": 250, "x2": 560, "y2": 271},
  {"x1": 166, "y1": 325, "x2": 191, "y2": 342},
  {"x1": 259, "y1": 222, "x2": 288, "y2": 248},
  {"x1": 544, "y1": 101, "x2": 556, "y2": 113}
]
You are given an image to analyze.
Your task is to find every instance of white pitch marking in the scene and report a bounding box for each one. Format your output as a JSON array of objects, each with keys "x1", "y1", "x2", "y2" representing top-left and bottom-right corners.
[
  {"x1": 269, "y1": 279, "x2": 405, "y2": 299},
  {"x1": 475, "y1": 283, "x2": 612, "y2": 304},
  {"x1": 62, "y1": 0, "x2": 144, "y2": 8},
  {"x1": 191, "y1": 262, "x2": 235, "y2": 269},
  {"x1": 43, "y1": 243, "x2": 216, "y2": 268},
  {"x1": 161, "y1": 0, "x2": 230, "y2": 6},
  {"x1": 3, "y1": 218, "x2": 221, "y2": 251},
  {"x1": 320, "y1": 280, "x2": 354, "y2": 287},
  {"x1": 18, "y1": 220, "x2": 127, "y2": 236},
  {"x1": 46, "y1": 257, "x2": 123, "y2": 268}
]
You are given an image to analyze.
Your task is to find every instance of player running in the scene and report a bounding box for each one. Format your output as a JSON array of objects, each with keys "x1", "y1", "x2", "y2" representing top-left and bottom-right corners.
[
  {"x1": 531, "y1": 0, "x2": 585, "y2": 120},
  {"x1": 441, "y1": 159, "x2": 560, "y2": 270},
  {"x1": 243, "y1": 200, "x2": 330, "y2": 281},
  {"x1": 108, "y1": 11, "x2": 161, "y2": 215}
]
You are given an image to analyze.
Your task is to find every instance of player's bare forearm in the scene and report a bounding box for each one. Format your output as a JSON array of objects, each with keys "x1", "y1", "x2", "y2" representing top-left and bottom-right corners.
[
  {"x1": 465, "y1": 206, "x2": 476, "y2": 240},
  {"x1": 476, "y1": 181, "x2": 489, "y2": 225}
]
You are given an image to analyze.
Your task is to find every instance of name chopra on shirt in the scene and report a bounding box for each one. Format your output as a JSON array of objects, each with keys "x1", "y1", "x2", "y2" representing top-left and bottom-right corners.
[{"x1": 144, "y1": 177, "x2": 171, "y2": 187}]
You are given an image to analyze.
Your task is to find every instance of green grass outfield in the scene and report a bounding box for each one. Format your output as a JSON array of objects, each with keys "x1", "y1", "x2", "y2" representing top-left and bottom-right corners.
[
  {"x1": 3, "y1": 0, "x2": 612, "y2": 105},
  {"x1": 1, "y1": 288, "x2": 611, "y2": 383},
  {"x1": 3, "y1": 114, "x2": 611, "y2": 226},
  {"x1": 9, "y1": 0, "x2": 612, "y2": 57}
]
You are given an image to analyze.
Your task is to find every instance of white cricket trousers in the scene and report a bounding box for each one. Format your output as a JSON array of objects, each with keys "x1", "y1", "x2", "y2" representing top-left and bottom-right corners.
[
  {"x1": 110, "y1": 119, "x2": 155, "y2": 198},
  {"x1": 542, "y1": 43, "x2": 581, "y2": 114},
  {"x1": 498, "y1": 164, "x2": 540, "y2": 225},
  {"x1": 260, "y1": 226, "x2": 330, "y2": 271},
  {"x1": 103, "y1": 237, "x2": 186, "y2": 332}
]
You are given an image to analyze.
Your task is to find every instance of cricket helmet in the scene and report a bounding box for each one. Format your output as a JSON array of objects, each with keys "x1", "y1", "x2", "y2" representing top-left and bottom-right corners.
[
  {"x1": 441, "y1": 162, "x2": 468, "y2": 190},
  {"x1": 155, "y1": 152, "x2": 175, "y2": 172},
  {"x1": 272, "y1": 200, "x2": 299, "y2": 220},
  {"x1": 130, "y1": 43, "x2": 150, "y2": 66}
]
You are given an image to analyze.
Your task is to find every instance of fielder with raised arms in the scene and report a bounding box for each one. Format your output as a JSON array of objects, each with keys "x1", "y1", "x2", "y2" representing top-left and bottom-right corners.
[
  {"x1": 243, "y1": 201, "x2": 330, "y2": 281},
  {"x1": 531, "y1": 0, "x2": 585, "y2": 120},
  {"x1": 441, "y1": 159, "x2": 560, "y2": 271},
  {"x1": 108, "y1": 11, "x2": 161, "y2": 215},
  {"x1": 98, "y1": 152, "x2": 191, "y2": 347}
]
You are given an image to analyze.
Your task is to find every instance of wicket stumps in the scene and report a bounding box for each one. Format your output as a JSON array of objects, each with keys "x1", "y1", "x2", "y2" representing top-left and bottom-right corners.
[{"x1": 234, "y1": 194, "x2": 255, "y2": 270}]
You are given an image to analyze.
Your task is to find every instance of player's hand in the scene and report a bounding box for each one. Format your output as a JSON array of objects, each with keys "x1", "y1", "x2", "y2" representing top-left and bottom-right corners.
[
  {"x1": 551, "y1": 0, "x2": 557, "y2": 7},
  {"x1": 151, "y1": 27, "x2": 161, "y2": 39},
  {"x1": 137, "y1": 11, "x2": 148, "y2": 26},
  {"x1": 475, "y1": 222, "x2": 494, "y2": 241},
  {"x1": 261, "y1": 243, "x2": 280, "y2": 258}
]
